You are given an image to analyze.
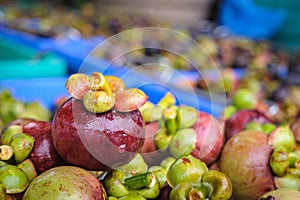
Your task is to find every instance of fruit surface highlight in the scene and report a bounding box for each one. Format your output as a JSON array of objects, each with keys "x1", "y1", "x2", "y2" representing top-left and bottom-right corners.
[{"x1": 52, "y1": 98, "x2": 145, "y2": 170}]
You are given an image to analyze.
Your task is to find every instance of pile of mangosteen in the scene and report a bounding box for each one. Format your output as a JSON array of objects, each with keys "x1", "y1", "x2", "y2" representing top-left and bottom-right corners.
[{"x1": 1, "y1": 71, "x2": 300, "y2": 200}]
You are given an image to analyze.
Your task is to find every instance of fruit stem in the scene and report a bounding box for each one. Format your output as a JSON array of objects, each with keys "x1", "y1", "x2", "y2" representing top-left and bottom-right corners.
[
  {"x1": 157, "y1": 92, "x2": 176, "y2": 110},
  {"x1": 154, "y1": 127, "x2": 172, "y2": 151},
  {"x1": 124, "y1": 172, "x2": 155, "y2": 191},
  {"x1": 163, "y1": 108, "x2": 178, "y2": 135}
]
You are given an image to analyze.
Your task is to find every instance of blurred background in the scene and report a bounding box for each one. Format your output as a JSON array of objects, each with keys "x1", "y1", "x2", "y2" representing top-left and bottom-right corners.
[
  {"x1": 19, "y1": 0, "x2": 298, "y2": 51},
  {"x1": 1, "y1": 0, "x2": 300, "y2": 129}
]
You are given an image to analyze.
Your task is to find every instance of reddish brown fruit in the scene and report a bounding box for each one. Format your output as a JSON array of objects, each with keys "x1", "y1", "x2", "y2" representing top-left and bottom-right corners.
[
  {"x1": 191, "y1": 111, "x2": 225, "y2": 166},
  {"x1": 225, "y1": 109, "x2": 272, "y2": 140},
  {"x1": 52, "y1": 98, "x2": 145, "y2": 171},
  {"x1": 1, "y1": 119, "x2": 65, "y2": 174},
  {"x1": 219, "y1": 130, "x2": 275, "y2": 200}
]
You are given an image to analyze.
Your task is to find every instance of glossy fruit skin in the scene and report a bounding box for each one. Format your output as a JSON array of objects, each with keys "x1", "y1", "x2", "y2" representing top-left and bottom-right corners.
[
  {"x1": 219, "y1": 130, "x2": 275, "y2": 200},
  {"x1": 141, "y1": 111, "x2": 224, "y2": 166},
  {"x1": 52, "y1": 98, "x2": 145, "y2": 171},
  {"x1": 225, "y1": 109, "x2": 272, "y2": 140},
  {"x1": 23, "y1": 166, "x2": 107, "y2": 200},
  {"x1": 191, "y1": 111, "x2": 224, "y2": 166},
  {"x1": 23, "y1": 120, "x2": 66, "y2": 173},
  {"x1": 1, "y1": 119, "x2": 65, "y2": 174}
]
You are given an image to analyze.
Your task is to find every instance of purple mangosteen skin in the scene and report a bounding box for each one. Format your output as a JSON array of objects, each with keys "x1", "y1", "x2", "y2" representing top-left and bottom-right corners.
[
  {"x1": 1, "y1": 119, "x2": 65, "y2": 174},
  {"x1": 23, "y1": 120, "x2": 66, "y2": 173},
  {"x1": 225, "y1": 109, "x2": 272, "y2": 140},
  {"x1": 52, "y1": 98, "x2": 145, "y2": 171}
]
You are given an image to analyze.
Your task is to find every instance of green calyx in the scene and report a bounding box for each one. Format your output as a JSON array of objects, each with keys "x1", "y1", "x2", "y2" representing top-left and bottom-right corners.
[
  {"x1": 0, "y1": 145, "x2": 14, "y2": 161},
  {"x1": 122, "y1": 171, "x2": 160, "y2": 199},
  {"x1": 148, "y1": 166, "x2": 167, "y2": 189},
  {"x1": 157, "y1": 92, "x2": 176, "y2": 110},
  {"x1": 118, "y1": 193, "x2": 146, "y2": 200},
  {"x1": 103, "y1": 170, "x2": 130, "y2": 198},
  {"x1": 124, "y1": 172, "x2": 155, "y2": 191},
  {"x1": 201, "y1": 170, "x2": 233, "y2": 200},
  {"x1": 169, "y1": 128, "x2": 197, "y2": 158},
  {"x1": 169, "y1": 169, "x2": 233, "y2": 200},
  {"x1": 268, "y1": 126, "x2": 295, "y2": 152},
  {"x1": 0, "y1": 165, "x2": 29, "y2": 194},
  {"x1": 1, "y1": 125, "x2": 23, "y2": 146},
  {"x1": 118, "y1": 153, "x2": 148, "y2": 175},
  {"x1": 163, "y1": 108, "x2": 179, "y2": 136},
  {"x1": 145, "y1": 92, "x2": 199, "y2": 153},
  {"x1": 66, "y1": 72, "x2": 148, "y2": 114},
  {"x1": 232, "y1": 88, "x2": 257, "y2": 110},
  {"x1": 17, "y1": 159, "x2": 37, "y2": 183},
  {"x1": 166, "y1": 155, "x2": 208, "y2": 188},
  {"x1": 177, "y1": 106, "x2": 199, "y2": 129},
  {"x1": 0, "y1": 181, "x2": 6, "y2": 200},
  {"x1": 103, "y1": 169, "x2": 160, "y2": 199},
  {"x1": 270, "y1": 146, "x2": 290, "y2": 177},
  {"x1": 169, "y1": 182, "x2": 193, "y2": 200},
  {"x1": 9, "y1": 133, "x2": 35, "y2": 164},
  {"x1": 154, "y1": 127, "x2": 172, "y2": 151}
]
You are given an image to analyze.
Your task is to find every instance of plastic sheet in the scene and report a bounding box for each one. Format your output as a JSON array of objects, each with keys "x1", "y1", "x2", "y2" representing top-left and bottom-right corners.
[{"x1": 219, "y1": 0, "x2": 286, "y2": 39}]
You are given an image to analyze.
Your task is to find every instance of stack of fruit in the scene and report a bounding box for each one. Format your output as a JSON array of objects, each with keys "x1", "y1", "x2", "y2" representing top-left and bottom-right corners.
[
  {"x1": 0, "y1": 2, "x2": 163, "y2": 38},
  {"x1": 0, "y1": 72, "x2": 231, "y2": 199},
  {"x1": 0, "y1": 90, "x2": 51, "y2": 131},
  {"x1": 1, "y1": 72, "x2": 300, "y2": 199},
  {"x1": 218, "y1": 87, "x2": 300, "y2": 199}
]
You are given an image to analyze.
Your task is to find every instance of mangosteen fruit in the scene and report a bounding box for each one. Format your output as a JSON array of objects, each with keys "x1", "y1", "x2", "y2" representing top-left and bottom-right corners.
[
  {"x1": 1, "y1": 119, "x2": 65, "y2": 174},
  {"x1": 22, "y1": 166, "x2": 107, "y2": 200},
  {"x1": 52, "y1": 72, "x2": 147, "y2": 170}
]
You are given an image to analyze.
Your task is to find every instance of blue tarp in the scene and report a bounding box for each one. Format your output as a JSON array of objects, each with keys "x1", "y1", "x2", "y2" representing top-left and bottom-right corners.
[
  {"x1": 0, "y1": 25, "x2": 226, "y2": 117},
  {"x1": 219, "y1": 0, "x2": 286, "y2": 40}
]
